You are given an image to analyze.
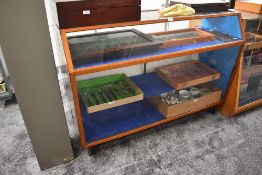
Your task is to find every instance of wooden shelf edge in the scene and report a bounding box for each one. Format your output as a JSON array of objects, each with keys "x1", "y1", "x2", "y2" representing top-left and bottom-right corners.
[
  {"x1": 60, "y1": 30, "x2": 75, "y2": 74},
  {"x1": 84, "y1": 101, "x2": 223, "y2": 148},
  {"x1": 73, "y1": 40, "x2": 244, "y2": 75},
  {"x1": 236, "y1": 98, "x2": 262, "y2": 115}
]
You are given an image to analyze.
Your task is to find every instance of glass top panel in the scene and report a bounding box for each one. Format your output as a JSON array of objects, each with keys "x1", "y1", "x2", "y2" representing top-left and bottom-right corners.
[{"x1": 67, "y1": 15, "x2": 242, "y2": 69}]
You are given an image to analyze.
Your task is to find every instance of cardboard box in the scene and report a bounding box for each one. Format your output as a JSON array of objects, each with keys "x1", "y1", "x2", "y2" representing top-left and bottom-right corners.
[
  {"x1": 78, "y1": 74, "x2": 143, "y2": 114},
  {"x1": 149, "y1": 83, "x2": 222, "y2": 118}
]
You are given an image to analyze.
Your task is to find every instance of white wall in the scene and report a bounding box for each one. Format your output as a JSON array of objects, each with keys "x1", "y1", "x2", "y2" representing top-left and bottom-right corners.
[{"x1": 141, "y1": 0, "x2": 167, "y2": 10}]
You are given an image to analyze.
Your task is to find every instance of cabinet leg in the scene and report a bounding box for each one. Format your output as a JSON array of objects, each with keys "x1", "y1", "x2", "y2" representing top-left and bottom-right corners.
[
  {"x1": 208, "y1": 108, "x2": 217, "y2": 114},
  {"x1": 87, "y1": 147, "x2": 97, "y2": 156}
]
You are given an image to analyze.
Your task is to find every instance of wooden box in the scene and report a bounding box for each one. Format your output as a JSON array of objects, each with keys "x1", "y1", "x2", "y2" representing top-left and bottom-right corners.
[
  {"x1": 149, "y1": 83, "x2": 222, "y2": 118},
  {"x1": 57, "y1": 0, "x2": 141, "y2": 29},
  {"x1": 78, "y1": 74, "x2": 143, "y2": 114},
  {"x1": 157, "y1": 61, "x2": 221, "y2": 90},
  {"x1": 170, "y1": 0, "x2": 229, "y2": 13},
  {"x1": 245, "y1": 32, "x2": 262, "y2": 50},
  {"x1": 68, "y1": 29, "x2": 161, "y2": 68},
  {"x1": 235, "y1": 0, "x2": 262, "y2": 14},
  {"x1": 151, "y1": 28, "x2": 215, "y2": 48}
]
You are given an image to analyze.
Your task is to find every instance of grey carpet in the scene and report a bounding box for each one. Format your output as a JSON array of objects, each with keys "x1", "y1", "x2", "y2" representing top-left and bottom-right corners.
[{"x1": 1, "y1": 103, "x2": 262, "y2": 175}]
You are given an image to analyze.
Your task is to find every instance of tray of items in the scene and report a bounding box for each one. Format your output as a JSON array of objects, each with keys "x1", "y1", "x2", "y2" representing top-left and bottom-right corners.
[
  {"x1": 150, "y1": 28, "x2": 215, "y2": 48},
  {"x1": 157, "y1": 61, "x2": 221, "y2": 90},
  {"x1": 68, "y1": 29, "x2": 162, "y2": 67},
  {"x1": 149, "y1": 83, "x2": 222, "y2": 118},
  {"x1": 78, "y1": 74, "x2": 144, "y2": 114},
  {"x1": 245, "y1": 32, "x2": 262, "y2": 50}
]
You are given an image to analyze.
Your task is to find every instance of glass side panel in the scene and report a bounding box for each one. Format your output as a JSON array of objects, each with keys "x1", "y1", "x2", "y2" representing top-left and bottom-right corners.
[
  {"x1": 239, "y1": 14, "x2": 262, "y2": 107},
  {"x1": 67, "y1": 15, "x2": 242, "y2": 69}
]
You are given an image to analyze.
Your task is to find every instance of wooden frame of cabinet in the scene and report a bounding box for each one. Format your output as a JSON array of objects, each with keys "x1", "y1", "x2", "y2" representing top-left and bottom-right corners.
[{"x1": 61, "y1": 11, "x2": 245, "y2": 149}]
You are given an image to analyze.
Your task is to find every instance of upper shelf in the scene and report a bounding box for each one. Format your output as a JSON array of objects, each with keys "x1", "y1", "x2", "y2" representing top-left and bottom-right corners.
[{"x1": 61, "y1": 11, "x2": 245, "y2": 75}]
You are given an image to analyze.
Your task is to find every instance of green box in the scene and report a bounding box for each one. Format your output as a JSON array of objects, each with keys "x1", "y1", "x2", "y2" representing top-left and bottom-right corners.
[{"x1": 77, "y1": 74, "x2": 144, "y2": 114}]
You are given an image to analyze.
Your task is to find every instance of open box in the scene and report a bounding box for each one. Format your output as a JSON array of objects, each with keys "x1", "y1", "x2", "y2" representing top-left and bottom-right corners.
[
  {"x1": 245, "y1": 32, "x2": 262, "y2": 50},
  {"x1": 68, "y1": 29, "x2": 161, "y2": 67},
  {"x1": 157, "y1": 61, "x2": 221, "y2": 90},
  {"x1": 78, "y1": 74, "x2": 144, "y2": 114},
  {"x1": 151, "y1": 28, "x2": 215, "y2": 48},
  {"x1": 149, "y1": 83, "x2": 222, "y2": 118}
]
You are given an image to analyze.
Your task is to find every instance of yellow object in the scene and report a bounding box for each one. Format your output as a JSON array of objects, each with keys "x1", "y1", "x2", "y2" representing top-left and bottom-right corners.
[
  {"x1": 159, "y1": 4, "x2": 195, "y2": 17},
  {"x1": 0, "y1": 81, "x2": 6, "y2": 94},
  {"x1": 159, "y1": 5, "x2": 179, "y2": 15}
]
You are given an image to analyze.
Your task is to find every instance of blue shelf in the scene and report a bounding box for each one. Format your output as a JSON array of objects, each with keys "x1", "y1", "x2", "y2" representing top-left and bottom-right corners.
[
  {"x1": 79, "y1": 72, "x2": 174, "y2": 144},
  {"x1": 131, "y1": 72, "x2": 174, "y2": 98},
  {"x1": 74, "y1": 39, "x2": 231, "y2": 69},
  {"x1": 80, "y1": 98, "x2": 165, "y2": 144}
]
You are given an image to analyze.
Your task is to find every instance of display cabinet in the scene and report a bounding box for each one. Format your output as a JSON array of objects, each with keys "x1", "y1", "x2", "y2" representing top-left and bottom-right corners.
[
  {"x1": 60, "y1": 11, "x2": 245, "y2": 150},
  {"x1": 220, "y1": 11, "x2": 262, "y2": 116},
  {"x1": 0, "y1": 47, "x2": 14, "y2": 102},
  {"x1": 235, "y1": 0, "x2": 262, "y2": 14}
]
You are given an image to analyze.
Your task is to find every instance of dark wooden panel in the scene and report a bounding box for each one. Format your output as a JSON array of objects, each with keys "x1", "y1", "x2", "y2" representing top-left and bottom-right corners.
[
  {"x1": 57, "y1": 0, "x2": 141, "y2": 10},
  {"x1": 57, "y1": 0, "x2": 141, "y2": 29},
  {"x1": 170, "y1": 1, "x2": 229, "y2": 13}
]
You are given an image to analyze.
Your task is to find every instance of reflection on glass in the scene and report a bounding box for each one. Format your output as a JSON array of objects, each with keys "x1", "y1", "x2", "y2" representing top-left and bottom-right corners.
[
  {"x1": 239, "y1": 17, "x2": 262, "y2": 106},
  {"x1": 68, "y1": 29, "x2": 161, "y2": 68}
]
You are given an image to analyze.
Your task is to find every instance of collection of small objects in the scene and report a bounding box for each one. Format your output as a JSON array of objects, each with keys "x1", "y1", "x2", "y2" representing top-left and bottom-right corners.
[
  {"x1": 79, "y1": 60, "x2": 221, "y2": 114},
  {"x1": 152, "y1": 31, "x2": 199, "y2": 42},
  {"x1": 73, "y1": 35, "x2": 144, "y2": 55},
  {"x1": 205, "y1": 30, "x2": 239, "y2": 42},
  {"x1": 82, "y1": 80, "x2": 136, "y2": 107},
  {"x1": 159, "y1": 86, "x2": 210, "y2": 106}
]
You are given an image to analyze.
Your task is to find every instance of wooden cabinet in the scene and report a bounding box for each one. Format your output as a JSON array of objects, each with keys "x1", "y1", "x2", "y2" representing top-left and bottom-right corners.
[
  {"x1": 235, "y1": 0, "x2": 262, "y2": 14},
  {"x1": 219, "y1": 10, "x2": 262, "y2": 116},
  {"x1": 60, "y1": 11, "x2": 245, "y2": 149},
  {"x1": 57, "y1": 0, "x2": 141, "y2": 29}
]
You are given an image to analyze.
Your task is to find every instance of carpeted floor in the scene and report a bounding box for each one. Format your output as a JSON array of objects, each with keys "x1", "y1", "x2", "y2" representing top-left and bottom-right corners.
[{"x1": 1, "y1": 102, "x2": 262, "y2": 175}]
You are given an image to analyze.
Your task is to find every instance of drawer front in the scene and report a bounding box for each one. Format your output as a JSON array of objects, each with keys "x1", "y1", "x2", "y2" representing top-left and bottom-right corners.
[
  {"x1": 57, "y1": 0, "x2": 141, "y2": 10},
  {"x1": 58, "y1": 6, "x2": 141, "y2": 29}
]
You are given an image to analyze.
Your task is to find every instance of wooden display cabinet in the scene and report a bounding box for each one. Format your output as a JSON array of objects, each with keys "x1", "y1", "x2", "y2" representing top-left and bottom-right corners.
[
  {"x1": 235, "y1": 0, "x2": 262, "y2": 14},
  {"x1": 60, "y1": 11, "x2": 245, "y2": 150},
  {"x1": 220, "y1": 11, "x2": 262, "y2": 116}
]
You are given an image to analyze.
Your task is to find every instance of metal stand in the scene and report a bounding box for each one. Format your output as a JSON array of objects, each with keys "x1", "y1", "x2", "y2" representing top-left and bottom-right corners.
[{"x1": 0, "y1": 47, "x2": 13, "y2": 102}]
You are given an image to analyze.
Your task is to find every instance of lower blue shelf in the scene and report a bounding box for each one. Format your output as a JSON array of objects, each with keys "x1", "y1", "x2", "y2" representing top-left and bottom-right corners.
[
  {"x1": 80, "y1": 99, "x2": 165, "y2": 144},
  {"x1": 79, "y1": 72, "x2": 173, "y2": 144},
  {"x1": 131, "y1": 72, "x2": 174, "y2": 98}
]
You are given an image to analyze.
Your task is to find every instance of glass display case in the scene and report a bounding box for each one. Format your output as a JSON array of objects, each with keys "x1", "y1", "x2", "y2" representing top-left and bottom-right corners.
[
  {"x1": 240, "y1": 14, "x2": 262, "y2": 104},
  {"x1": 220, "y1": 10, "x2": 262, "y2": 116},
  {"x1": 61, "y1": 11, "x2": 244, "y2": 149}
]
